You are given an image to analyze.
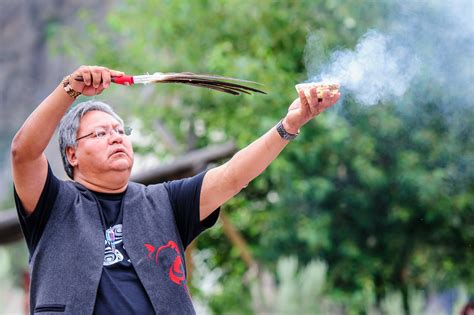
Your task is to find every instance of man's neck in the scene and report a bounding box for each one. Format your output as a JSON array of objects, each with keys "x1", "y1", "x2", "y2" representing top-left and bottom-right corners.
[{"x1": 74, "y1": 173, "x2": 129, "y2": 194}]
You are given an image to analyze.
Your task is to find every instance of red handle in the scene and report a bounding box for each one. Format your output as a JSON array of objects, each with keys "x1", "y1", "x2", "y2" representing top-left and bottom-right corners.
[{"x1": 112, "y1": 75, "x2": 134, "y2": 85}]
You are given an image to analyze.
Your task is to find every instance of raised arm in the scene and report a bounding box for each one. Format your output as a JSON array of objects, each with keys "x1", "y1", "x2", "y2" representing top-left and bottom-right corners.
[
  {"x1": 200, "y1": 85, "x2": 340, "y2": 220},
  {"x1": 11, "y1": 66, "x2": 120, "y2": 215}
]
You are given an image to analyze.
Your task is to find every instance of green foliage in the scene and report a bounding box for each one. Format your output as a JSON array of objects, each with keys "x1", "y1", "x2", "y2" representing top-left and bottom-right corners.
[
  {"x1": 275, "y1": 257, "x2": 329, "y2": 313},
  {"x1": 249, "y1": 257, "x2": 331, "y2": 314},
  {"x1": 271, "y1": 101, "x2": 473, "y2": 311},
  {"x1": 56, "y1": 0, "x2": 473, "y2": 313},
  {"x1": 0, "y1": 238, "x2": 29, "y2": 313},
  {"x1": 190, "y1": 247, "x2": 253, "y2": 314}
]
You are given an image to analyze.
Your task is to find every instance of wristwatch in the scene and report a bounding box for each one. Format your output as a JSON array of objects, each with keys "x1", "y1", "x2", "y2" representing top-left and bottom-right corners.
[
  {"x1": 62, "y1": 75, "x2": 81, "y2": 99},
  {"x1": 276, "y1": 119, "x2": 299, "y2": 141}
]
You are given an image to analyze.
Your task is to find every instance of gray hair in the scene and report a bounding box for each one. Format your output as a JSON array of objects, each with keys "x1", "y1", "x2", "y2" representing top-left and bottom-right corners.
[{"x1": 58, "y1": 100, "x2": 124, "y2": 179}]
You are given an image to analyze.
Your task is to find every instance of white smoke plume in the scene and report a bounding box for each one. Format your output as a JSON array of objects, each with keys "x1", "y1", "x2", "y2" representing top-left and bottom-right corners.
[
  {"x1": 318, "y1": 31, "x2": 419, "y2": 106},
  {"x1": 305, "y1": 0, "x2": 474, "y2": 108}
]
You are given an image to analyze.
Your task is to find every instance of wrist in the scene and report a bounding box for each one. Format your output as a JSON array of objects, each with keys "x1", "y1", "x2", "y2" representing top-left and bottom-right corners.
[
  {"x1": 282, "y1": 117, "x2": 300, "y2": 135},
  {"x1": 62, "y1": 75, "x2": 81, "y2": 99},
  {"x1": 276, "y1": 119, "x2": 300, "y2": 141}
]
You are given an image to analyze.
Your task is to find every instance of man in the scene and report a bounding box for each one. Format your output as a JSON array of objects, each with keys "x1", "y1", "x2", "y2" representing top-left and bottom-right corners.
[{"x1": 11, "y1": 65, "x2": 339, "y2": 314}]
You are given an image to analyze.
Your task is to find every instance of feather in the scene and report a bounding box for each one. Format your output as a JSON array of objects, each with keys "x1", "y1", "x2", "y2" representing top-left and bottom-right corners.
[{"x1": 75, "y1": 72, "x2": 266, "y2": 96}]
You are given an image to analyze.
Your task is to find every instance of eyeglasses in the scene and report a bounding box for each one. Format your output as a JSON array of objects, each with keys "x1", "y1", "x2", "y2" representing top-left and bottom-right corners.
[{"x1": 76, "y1": 126, "x2": 133, "y2": 141}]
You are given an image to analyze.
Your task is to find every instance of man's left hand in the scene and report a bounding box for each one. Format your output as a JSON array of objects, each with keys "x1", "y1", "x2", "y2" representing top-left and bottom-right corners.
[{"x1": 282, "y1": 84, "x2": 341, "y2": 134}]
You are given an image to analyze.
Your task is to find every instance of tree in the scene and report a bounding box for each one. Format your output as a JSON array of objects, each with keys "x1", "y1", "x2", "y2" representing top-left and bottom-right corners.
[{"x1": 54, "y1": 1, "x2": 473, "y2": 314}]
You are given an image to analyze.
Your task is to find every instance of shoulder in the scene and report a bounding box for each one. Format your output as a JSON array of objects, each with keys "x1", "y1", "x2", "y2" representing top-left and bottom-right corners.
[
  {"x1": 54, "y1": 179, "x2": 85, "y2": 205},
  {"x1": 163, "y1": 172, "x2": 207, "y2": 193}
]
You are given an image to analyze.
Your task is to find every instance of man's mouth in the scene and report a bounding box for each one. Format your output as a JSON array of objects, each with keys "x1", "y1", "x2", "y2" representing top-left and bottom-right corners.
[{"x1": 110, "y1": 148, "x2": 127, "y2": 157}]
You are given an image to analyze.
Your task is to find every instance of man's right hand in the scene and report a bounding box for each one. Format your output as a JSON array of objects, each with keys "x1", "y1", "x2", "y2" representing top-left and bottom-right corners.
[{"x1": 69, "y1": 65, "x2": 125, "y2": 96}]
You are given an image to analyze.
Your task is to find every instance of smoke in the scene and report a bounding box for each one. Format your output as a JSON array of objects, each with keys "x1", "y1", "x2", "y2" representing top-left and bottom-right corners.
[
  {"x1": 305, "y1": 0, "x2": 474, "y2": 108},
  {"x1": 317, "y1": 31, "x2": 419, "y2": 106}
]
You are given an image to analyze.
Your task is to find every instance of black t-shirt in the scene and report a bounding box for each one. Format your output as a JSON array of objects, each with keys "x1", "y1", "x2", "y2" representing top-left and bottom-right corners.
[
  {"x1": 92, "y1": 191, "x2": 154, "y2": 314},
  {"x1": 14, "y1": 164, "x2": 219, "y2": 314}
]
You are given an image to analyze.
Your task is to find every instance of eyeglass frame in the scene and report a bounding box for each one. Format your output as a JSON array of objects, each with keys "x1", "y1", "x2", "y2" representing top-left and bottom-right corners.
[{"x1": 76, "y1": 126, "x2": 133, "y2": 141}]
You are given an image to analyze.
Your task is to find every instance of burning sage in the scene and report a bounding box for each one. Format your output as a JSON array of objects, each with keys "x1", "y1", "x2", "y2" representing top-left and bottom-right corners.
[{"x1": 295, "y1": 82, "x2": 340, "y2": 102}]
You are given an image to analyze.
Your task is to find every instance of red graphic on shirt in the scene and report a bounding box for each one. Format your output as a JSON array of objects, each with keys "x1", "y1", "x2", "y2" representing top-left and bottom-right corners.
[{"x1": 144, "y1": 241, "x2": 185, "y2": 285}]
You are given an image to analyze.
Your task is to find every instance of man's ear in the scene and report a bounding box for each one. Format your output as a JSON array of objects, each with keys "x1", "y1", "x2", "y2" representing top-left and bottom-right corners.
[{"x1": 66, "y1": 146, "x2": 78, "y2": 167}]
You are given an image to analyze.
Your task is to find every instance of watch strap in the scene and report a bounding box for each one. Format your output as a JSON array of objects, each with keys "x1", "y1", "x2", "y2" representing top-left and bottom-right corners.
[
  {"x1": 62, "y1": 75, "x2": 81, "y2": 99},
  {"x1": 276, "y1": 119, "x2": 299, "y2": 141}
]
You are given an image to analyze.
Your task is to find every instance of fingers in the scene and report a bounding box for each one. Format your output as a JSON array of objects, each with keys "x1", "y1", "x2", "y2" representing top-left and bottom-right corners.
[
  {"x1": 70, "y1": 65, "x2": 123, "y2": 95},
  {"x1": 90, "y1": 67, "x2": 103, "y2": 88},
  {"x1": 96, "y1": 87, "x2": 105, "y2": 95},
  {"x1": 297, "y1": 90, "x2": 311, "y2": 115},
  {"x1": 109, "y1": 69, "x2": 125, "y2": 77},
  {"x1": 286, "y1": 84, "x2": 341, "y2": 132},
  {"x1": 102, "y1": 70, "x2": 111, "y2": 89},
  {"x1": 307, "y1": 86, "x2": 340, "y2": 116},
  {"x1": 309, "y1": 87, "x2": 321, "y2": 114},
  {"x1": 75, "y1": 65, "x2": 91, "y2": 86},
  {"x1": 69, "y1": 66, "x2": 88, "y2": 93}
]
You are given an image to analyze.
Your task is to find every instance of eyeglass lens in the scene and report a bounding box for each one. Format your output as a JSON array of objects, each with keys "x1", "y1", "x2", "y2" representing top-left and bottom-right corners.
[{"x1": 94, "y1": 126, "x2": 132, "y2": 138}]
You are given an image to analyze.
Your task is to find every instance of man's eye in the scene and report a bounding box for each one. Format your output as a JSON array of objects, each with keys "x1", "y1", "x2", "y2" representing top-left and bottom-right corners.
[
  {"x1": 116, "y1": 128, "x2": 125, "y2": 135},
  {"x1": 96, "y1": 130, "x2": 107, "y2": 138}
]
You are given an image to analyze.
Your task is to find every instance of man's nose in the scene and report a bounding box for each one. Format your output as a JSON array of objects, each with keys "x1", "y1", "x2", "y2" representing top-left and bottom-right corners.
[{"x1": 108, "y1": 129, "x2": 123, "y2": 143}]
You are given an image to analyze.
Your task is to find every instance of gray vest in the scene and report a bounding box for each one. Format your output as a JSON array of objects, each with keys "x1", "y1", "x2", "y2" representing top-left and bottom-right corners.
[{"x1": 29, "y1": 180, "x2": 196, "y2": 314}]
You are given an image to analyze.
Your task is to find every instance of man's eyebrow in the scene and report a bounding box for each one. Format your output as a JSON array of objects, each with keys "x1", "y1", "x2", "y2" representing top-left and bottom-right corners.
[{"x1": 90, "y1": 123, "x2": 122, "y2": 129}]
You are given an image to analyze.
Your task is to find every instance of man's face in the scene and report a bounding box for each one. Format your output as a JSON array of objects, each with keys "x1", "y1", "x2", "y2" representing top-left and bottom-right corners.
[{"x1": 69, "y1": 110, "x2": 134, "y2": 182}]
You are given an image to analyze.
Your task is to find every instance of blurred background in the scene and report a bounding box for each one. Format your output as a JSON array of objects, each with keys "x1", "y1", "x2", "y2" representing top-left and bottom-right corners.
[{"x1": 0, "y1": 0, "x2": 472, "y2": 314}]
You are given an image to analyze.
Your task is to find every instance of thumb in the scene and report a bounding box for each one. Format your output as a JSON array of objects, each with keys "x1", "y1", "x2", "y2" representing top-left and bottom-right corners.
[{"x1": 288, "y1": 98, "x2": 301, "y2": 111}]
